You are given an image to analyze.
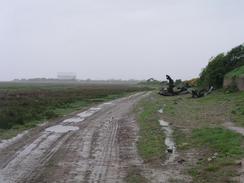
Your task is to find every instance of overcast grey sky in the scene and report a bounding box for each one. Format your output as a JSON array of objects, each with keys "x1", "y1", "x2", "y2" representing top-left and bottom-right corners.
[{"x1": 0, "y1": 0, "x2": 244, "y2": 81}]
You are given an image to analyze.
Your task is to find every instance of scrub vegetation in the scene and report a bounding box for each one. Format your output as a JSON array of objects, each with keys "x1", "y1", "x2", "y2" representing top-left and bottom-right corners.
[
  {"x1": 0, "y1": 82, "x2": 147, "y2": 139},
  {"x1": 198, "y1": 44, "x2": 244, "y2": 88}
]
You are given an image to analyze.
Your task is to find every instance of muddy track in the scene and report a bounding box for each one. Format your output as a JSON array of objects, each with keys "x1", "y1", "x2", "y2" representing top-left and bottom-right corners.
[{"x1": 0, "y1": 92, "x2": 146, "y2": 183}]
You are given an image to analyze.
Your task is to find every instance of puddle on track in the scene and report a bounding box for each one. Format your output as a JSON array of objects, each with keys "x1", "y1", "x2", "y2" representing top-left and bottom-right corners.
[
  {"x1": 90, "y1": 107, "x2": 101, "y2": 111},
  {"x1": 62, "y1": 117, "x2": 84, "y2": 124},
  {"x1": 103, "y1": 102, "x2": 113, "y2": 105},
  {"x1": 0, "y1": 130, "x2": 28, "y2": 150},
  {"x1": 64, "y1": 106, "x2": 104, "y2": 124},
  {"x1": 159, "y1": 119, "x2": 177, "y2": 163},
  {"x1": 45, "y1": 125, "x2": 79, "y2": 133},
  {"x1": 77, "y1": 107, "x2": 101, "y2": 118},
  {"x1": 0, "y1": 132, "x2": 67, "y2": 183}
]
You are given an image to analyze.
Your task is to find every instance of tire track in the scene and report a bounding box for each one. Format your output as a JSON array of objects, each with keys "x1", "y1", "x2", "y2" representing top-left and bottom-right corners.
[
  {"x1": 0, "y1": 92, "x2": 147, "y2": 183},
  {"x1": 89, "y1": 118, "x2": 120, "y2": 182}
]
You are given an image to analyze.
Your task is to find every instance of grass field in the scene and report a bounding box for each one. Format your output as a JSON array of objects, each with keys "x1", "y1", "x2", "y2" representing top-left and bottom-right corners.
[
  {"x1": 136, "y1": 90, "x2": 244, "y2": 182},
  {"x1": 0, "y1": 82, "x2": 147, "y2": 139}
]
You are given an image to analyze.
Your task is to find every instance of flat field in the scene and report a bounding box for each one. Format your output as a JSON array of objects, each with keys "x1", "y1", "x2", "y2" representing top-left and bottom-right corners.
[{"x1": 0, "y1": 82, "x2": 146, "y2": 139}]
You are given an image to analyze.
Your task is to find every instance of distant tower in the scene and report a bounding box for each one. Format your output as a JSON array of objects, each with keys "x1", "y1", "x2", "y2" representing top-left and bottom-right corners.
[{"x1": 57, "y1": 72, "x2": 77, "y2": 80}]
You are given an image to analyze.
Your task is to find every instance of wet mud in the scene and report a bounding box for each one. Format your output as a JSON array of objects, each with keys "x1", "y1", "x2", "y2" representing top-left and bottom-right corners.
[{"x1": 0, "y1": 92, "x2": 147, "y2": 183}]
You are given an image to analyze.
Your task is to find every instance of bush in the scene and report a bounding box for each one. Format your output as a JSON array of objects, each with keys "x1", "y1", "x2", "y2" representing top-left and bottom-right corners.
[{"x1": 199, "y1": 44, "x2": 244, "y2": 88}]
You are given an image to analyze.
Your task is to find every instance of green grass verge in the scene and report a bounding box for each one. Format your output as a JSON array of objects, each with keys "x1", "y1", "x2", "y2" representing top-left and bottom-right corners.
[
  {"x1": 148, "y1": 91, "x2": 244, "y2": 182},
  {"x1": 159, "y1": 90, "x2": 244, "y2": 127},
  {"x1": 188, "y1": 127, "x2": 244, "y2": 183},
  {"x1": 135, "y1": 95, "x2": 166, "y2": 163},
  {"x1": 225, "y1": 65, "x2": 244, "y2": 78},
  {"x1": 192, "y1": 128, "x2": 243, "y2": 157}
]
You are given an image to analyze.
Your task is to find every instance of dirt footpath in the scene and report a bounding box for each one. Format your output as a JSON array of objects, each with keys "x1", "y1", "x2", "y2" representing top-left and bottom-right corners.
[{"x1": 0, "y1": 92, "x2": 147, "y2": 183}]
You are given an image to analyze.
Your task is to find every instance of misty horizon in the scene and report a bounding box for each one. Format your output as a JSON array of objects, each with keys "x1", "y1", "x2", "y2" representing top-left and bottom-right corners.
[{"x1": 1, "y1": 0, "x2": 244, "y2": 81}]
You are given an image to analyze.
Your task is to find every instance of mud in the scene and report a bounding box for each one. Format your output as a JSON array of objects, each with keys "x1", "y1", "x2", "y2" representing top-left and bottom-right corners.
[
  {"x1": 146, "y1": 108, "x2": 192, "y2": 183},
  {"x1": 0, "y1": 92, "x2": 147, "y2": 183},
  {"x1": 158, "y1": 104, "x2": 177, "y2": 164},
  {"x1": 0, "y1": 92, "x2": 193, "y2": 183}
]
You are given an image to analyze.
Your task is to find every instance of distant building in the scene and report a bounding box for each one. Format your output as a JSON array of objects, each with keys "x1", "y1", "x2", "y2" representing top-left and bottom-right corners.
[{"x1": 57, "y1": 72, "x2": 77, "y2": 80}]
